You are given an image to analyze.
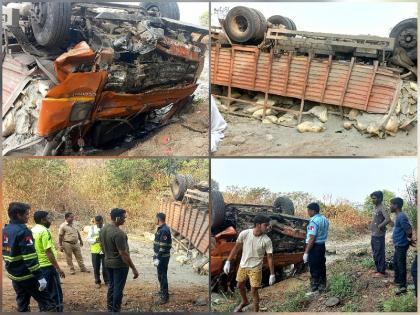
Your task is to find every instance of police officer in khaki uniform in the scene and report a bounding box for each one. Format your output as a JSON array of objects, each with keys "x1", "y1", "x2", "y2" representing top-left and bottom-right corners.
[{"x1": 58, "y1": 212, "x2": 90, "y2": 275}]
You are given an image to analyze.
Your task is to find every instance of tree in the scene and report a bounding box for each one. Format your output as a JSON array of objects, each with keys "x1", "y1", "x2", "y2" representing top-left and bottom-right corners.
[
  {"x1": 403, "y1": 173, "x2": 417, "y2": 230},
  {"x1": 362, "y1": 189, "x2": 396, "y2": 214},
  {"x1": 199, "y1": 10, "x2": 209, "y2": 27}
]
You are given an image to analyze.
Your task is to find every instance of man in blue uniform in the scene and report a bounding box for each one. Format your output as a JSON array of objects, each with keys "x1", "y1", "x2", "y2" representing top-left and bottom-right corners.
[
  {"x1": 153, "y1": 212, "x2": 172, "y2": 305},
  {"x1": 2, "y1": 202, "x2": 56, "y2": 311},
  {"x1": 303, "y1": 202, "x2": 329, "y2": 295},
  {"x1": 390, "y1": 197, "x2": 413, "y2": 295}
]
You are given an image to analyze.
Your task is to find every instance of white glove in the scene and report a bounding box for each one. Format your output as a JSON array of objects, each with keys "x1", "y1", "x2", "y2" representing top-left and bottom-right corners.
[
  {"x1": 223, "y1": 261, "x2": 231, "y2": 274},
  {"x1": 269, "y1": 274, "x2": 276, "y2": 286},
  {"x1": 153, "y1": 259, "x2": 159, "y2": 267},
  {"x1": 303, "y1": 253, "x2": 309, "y2": 263},
  {"x1": 38, "y1": 278, "x2": 47, "y2": 291}
]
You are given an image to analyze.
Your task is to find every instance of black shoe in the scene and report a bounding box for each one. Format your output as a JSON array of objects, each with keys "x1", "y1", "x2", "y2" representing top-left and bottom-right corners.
[
  {"x1": 395, "y1": 287, "x2": 407, "y2": 295},
  {"x1": 318, "y1": 284, "x2": 327, "y2": 293}
]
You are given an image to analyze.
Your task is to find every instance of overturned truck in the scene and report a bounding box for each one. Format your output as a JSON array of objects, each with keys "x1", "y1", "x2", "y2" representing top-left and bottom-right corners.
[
  {"x1": 211, "y1": 6, "x2": 417, "y2": 136},
  {"x1": 2, "y1": 2, "x2": 208, "y2": 155},
  {"x1": 210, "y1": 191, "x2": 309, "y2": 291},
  {"x1": 161, "y1": 174, "x2": 210, "y2": 259}
]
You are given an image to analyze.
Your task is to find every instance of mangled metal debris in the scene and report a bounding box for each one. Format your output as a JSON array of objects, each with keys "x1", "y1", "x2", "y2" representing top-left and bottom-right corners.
[{"x1": 2, "y1": 2, "x2": 208, "y2": 155}]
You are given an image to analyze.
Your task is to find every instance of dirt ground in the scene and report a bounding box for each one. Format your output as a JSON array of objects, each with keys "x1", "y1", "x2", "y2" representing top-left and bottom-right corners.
[
  {"x1": 122, "y1": 101, "x2": 209, "y2": 157},
  {"x1": 213, "y1": 113, "x2": 417, "y2": 156},
  {"x1": 2, "y1": 233, "x2": 209, "y2": 312},
  {"x1": 211, "y1": 233, "x2": 417, "y2": 312}
]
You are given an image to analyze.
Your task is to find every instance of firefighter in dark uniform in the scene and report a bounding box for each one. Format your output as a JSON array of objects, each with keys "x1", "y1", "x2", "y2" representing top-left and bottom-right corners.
[
  {"x1": 153, "y1": 212, "x2": 172, "y2": 305},
  {"x1": 2, "y1": 202, "x2": 56, "y2": 312}
]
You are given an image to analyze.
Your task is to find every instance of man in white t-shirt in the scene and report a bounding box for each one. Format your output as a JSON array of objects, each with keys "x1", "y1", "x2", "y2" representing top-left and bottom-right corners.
[{"x1": 223, "y1": 215, "x2": 275, "y2": 312}]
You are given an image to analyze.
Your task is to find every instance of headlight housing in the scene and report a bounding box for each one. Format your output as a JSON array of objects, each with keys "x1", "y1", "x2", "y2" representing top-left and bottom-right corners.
[{"x1": 69, "y1": 102, "x2": 94, "y2": 122}]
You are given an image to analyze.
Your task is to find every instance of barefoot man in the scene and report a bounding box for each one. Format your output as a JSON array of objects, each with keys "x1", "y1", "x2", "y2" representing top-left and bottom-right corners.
[{"x1": 223, "y1": 214, "x2": 275, "y2": 312}]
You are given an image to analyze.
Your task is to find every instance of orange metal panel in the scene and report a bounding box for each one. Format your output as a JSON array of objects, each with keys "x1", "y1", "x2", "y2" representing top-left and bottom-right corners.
[
  {"x1": 54, "y1": 41, "x2": 96, "y2": 83},
  {"x1": 94, "y1": 84, "x2": 198, "y2": 119},
  {"x1": 37, "y1": 71, "x2": 108, "y2": 137},
  {"x1": 211, "y1": 46, "x2": 402, "y2": 114}
]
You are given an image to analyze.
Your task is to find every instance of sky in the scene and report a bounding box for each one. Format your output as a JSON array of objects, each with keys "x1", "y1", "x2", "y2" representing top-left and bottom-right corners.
[
  {"x1": 211, "y1": 158, "x2": 417, "y2": 204},
  {"x1": 211, "y1": 2, "x2": 417, "y2": 37},
  {"x1": 119, "y1": 2, "x2": 209, "y2": 25}
]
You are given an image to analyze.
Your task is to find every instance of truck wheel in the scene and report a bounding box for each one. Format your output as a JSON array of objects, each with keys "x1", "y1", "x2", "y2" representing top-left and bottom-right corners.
[
  {"x1": 273, "y1": 196, "x2": 295, "y2": 215},
  {"x1": 211, "y1": 190, "x2": 225, "y2": 228},
  {"x1": 390, "y1": 18, "x2": 417, "y2": 61},
  {"x1": 268, "y1": 15, "x2": 295, "y2": 30},
  {"x1": 30, "y1": 2, "x2": 71, "y2": 48},
  {"x1": 171, "y1": 174, "x2": 187, "y2": 201},
  {"x1": 224, "y1": 6, "x2": 266, "y2": 44},
  {"x1": 140, "y1": 2, "x2": 180, "y2": 20}
]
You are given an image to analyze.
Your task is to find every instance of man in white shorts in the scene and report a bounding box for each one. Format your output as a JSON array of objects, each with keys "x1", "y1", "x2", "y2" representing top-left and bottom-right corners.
[{"x1": 223, "y1": 214, "x2": 275, "y2": 312}]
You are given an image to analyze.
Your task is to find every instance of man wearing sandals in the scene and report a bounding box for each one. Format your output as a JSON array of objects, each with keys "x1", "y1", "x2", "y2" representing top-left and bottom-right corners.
[{"x1": 223, "y1": 215, "x2": 275, "y2": 312}]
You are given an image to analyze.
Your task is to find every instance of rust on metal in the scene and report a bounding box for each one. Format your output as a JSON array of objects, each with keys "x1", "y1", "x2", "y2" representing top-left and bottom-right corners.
[
  {"x1": 364, "y1": 60, "x2": 379, "y2": 111},
  {"x1": 161, "y1": 198, "x2": 209, "y2": 255},
  {"x1": 211, "y1": 45, "x2": 402, "y2": 114},
  {"x1": 156, "y1": 37, "x2": 201, "y2": 62}
]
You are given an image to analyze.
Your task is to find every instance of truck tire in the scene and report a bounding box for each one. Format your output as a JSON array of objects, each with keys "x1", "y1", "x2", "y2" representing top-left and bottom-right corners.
[
  {"x1": 268, "y1": 15, "x2": 295, "y2": 30},
  {"x1": 273, "y1": 196, "x2": 295, "y2": 215},
  {"x1": 390, "y1": 18, "x2": 417, "y2": 61},
  {"x1": 211, "y1": 190, "x2": 225, "y2": 228},
  {"x1": 184, "y1": 174, "x2": 195, "y2": 188},
  {"x1": 30, "y1": 2, "x2": 71, "y2": 48},
  {"x1": 140, "y1": 2, "x2": 180, "y2": 20},
  {"x1": 224, "y1": 6, "x2": 266, "y2": 44},
  {"x1": 171, "y1": 174, "x2": 187, "y2": 201},
  {"x1": 251, "y1": 8, "x2": 267, "y2": 44}
]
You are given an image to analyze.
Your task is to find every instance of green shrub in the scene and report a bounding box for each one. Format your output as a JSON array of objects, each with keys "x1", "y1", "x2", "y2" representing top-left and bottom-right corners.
[
  {"x1": 271, "y1": 286, "x2": 309, "y2": 312},
  {"x1": 342, "y1": 300, "x2": 361, "y2": 312},
  {"x1": 381, "y1": 291, "x2": 417, "y2": 312},
  {"x1": 360, "y1": 257, "x2": 375, "y2": 269},
  {"x1": 328, "y1": 273, "x2": 354, "y2": 299}
]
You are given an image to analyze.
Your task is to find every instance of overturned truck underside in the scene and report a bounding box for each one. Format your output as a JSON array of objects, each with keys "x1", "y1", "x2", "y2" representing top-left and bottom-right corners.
[
  {"x1": 211, "y1": 7, "x2": 417, "y2": 137},
  {"x1": 2, "y1": 3, "x2": 207, "y2": 155},
  {"x1": 211, "y1": 203, "x2": 309, "y2": 291}
]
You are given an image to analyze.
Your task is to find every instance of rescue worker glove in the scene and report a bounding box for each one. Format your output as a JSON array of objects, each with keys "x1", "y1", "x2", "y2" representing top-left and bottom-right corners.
[
  {"x1": 153, "y1": 259, "x2": 160, "y2": 267},
  {"x1": 38, "y1": 278, "x2": 47, "y2": 291},
  {"x1": 269, "y1": 274, "x2": 276, "y2": 286},
  {"x1": 223, "y1": 260, "x2": 231, "y2": 274},
  {"x1": 303, "y1": 253, "x2": 309, "y2": 263}
]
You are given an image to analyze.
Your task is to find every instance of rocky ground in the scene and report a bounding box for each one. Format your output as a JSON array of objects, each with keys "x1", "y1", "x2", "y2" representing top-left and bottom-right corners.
[
  {"x1": 212, "y1": 81, "x2": 417, "y2": 156},
  {"x1": 211, "y1": 234, "x2": 417, "y2": 312}
]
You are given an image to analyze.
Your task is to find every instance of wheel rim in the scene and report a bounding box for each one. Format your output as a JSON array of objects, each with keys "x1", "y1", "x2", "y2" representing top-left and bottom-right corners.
[
  {"x1": 232, "y1": 15, "x2": 249, "y2": 34},
  {"x1": 31, "y1": 3, "x2": 47, "y2": 26},
  {"x1": 397, "y1": 27, "x2": 417, "y2": 49}
]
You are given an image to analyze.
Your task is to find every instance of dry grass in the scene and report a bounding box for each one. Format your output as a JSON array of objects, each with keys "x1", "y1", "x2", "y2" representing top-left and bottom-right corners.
[{"x1": 3, "y1": 159, "x2": 208, "y2": 232}]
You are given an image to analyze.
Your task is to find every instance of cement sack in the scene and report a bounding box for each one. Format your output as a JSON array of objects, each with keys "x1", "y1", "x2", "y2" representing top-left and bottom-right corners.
[
  {"x1": 348, "y1": 109, "x2": 360, "y2": 120},
  {"x1": 2, "y1": 111, "x2": 16, "y2": 137},
  {"x1": 297, "y1": 121, "x2": 326, "y2": 133},
  {"x1": 385, "y1": 116, "x2": 399, "y2": 134},
  {"x1": 308, "y1": 105, "x2": 328, "y2": 122},
  {"x1": 254, "y1": 95, "x2": 277, "y2": 106},
  {"x1": 343, "y1": 121, "x2": 353, "y2": 130},
  {"x1": 211, "y1": 96, "x2": 227, "y2": 152},
  {"x1": 252, "y1": 108, "x2": 277, "y2": 118},
  {"x1": 277, "y1": 113, "x2": 296, "y2": 124},
  {"x1": 245, "y1": 105, "x2": 263, "y2": 114},
  {"x1": 264, "y1": 115, "x2": 278, "y2": 123}
]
